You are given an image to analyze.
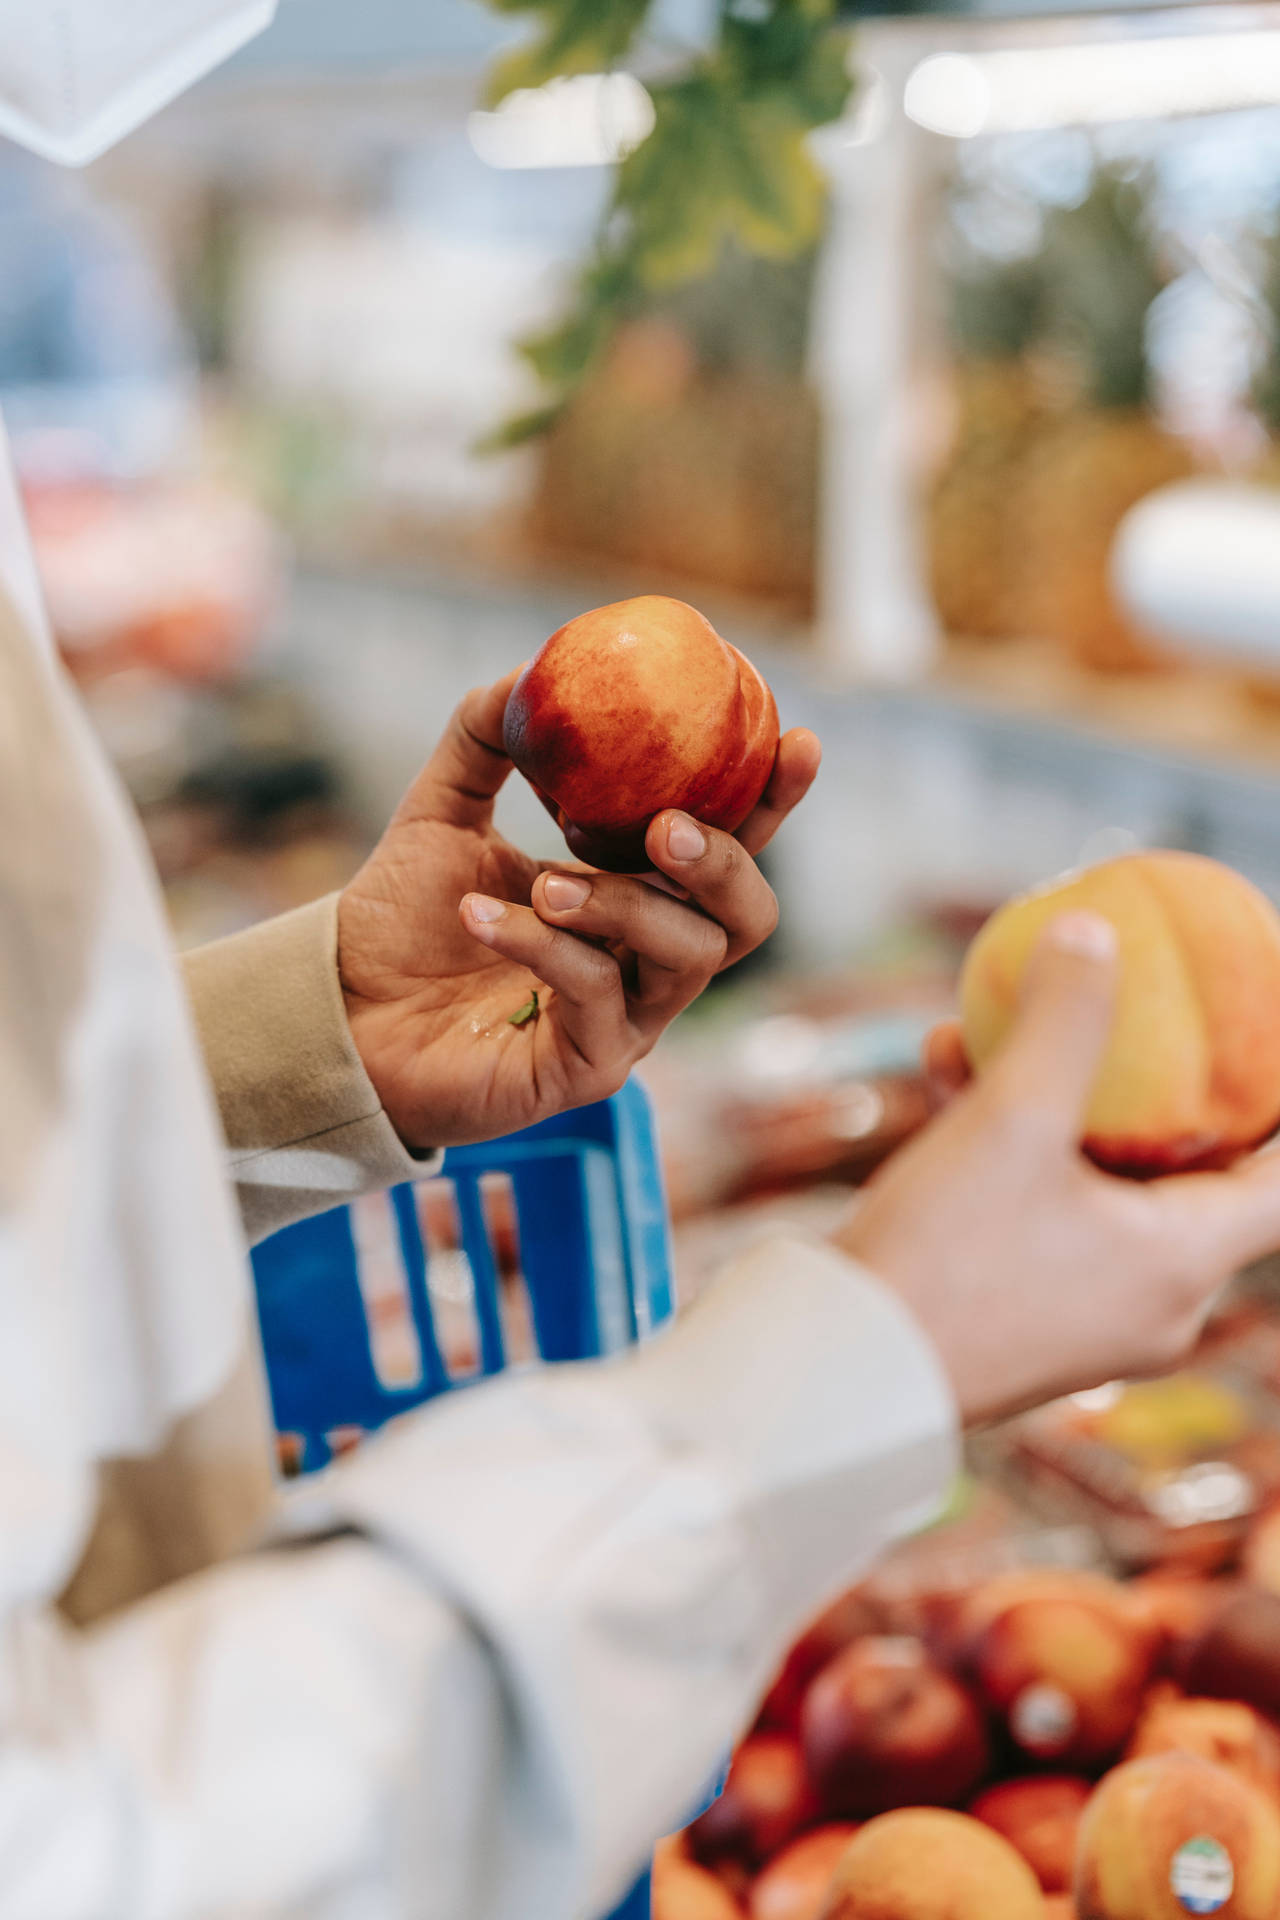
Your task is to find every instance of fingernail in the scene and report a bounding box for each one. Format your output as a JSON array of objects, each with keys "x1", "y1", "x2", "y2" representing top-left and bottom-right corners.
[
  {"x1": 1049, "y1": 910, "x2": 1117, "y2": 960},
  {"x1": 543, "y1": 873, "x2": 591, "y2": 912},
  {"x1": 468, "y1": 894, "x2": 507, "y2": 925},
  {"x1": 666, "y1": 814, "x2": 706, "y2": 862}
]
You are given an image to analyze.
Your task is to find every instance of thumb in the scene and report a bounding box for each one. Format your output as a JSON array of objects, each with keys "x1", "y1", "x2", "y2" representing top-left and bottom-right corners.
[
  {"x1": 985, "y1": 911, "x2": 1119, "y2": 1137},
  {"x1": 394, "y1": 670, "x2": 522, "y2": 831}
]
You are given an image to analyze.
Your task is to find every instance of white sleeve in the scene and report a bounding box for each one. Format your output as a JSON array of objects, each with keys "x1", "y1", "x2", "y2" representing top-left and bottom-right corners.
[{"x1": 2, "y1": 1238, "x2": 956, "y2": 1920}]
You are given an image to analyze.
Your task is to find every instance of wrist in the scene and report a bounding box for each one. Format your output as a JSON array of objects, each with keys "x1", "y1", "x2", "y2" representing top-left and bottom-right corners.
[
  {"x1": 335, "y1": 889, "x2": 434, "y2": 1156},
  {"x1": 829, "y1": 1216, "x2": 998, "y2": 1432}
]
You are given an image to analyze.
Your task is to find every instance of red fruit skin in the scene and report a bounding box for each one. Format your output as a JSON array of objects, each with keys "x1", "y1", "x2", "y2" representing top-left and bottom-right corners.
[
  {"x1": 801, "y1": 1636, "x2": 990, "y2": 1819},
  {"x1": 689, "y1": 1735, "x2": 816, "y2": 1870},
  {"x1": 502, "y1": 595, "x2": 779, "y2": 873},
  {"x1": 748, "y1": 1824, "x2": 859, "y2": 1920},
  {"x1": 758, "y1": 1590, "x2": 884, "y2": 1733},
  {"x1": 1184, "y1": 1587, "x2": 1280, "y2": 1722},
  {"x1": 970, "y1": 1775, "x2": 1092, "y2": 1893},
  {"x1": 1125, "y1": 1573, "x2": 1233, "y2": 1683}
]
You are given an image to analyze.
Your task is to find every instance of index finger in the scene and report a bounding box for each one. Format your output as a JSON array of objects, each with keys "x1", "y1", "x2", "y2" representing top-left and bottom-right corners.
[
  {"x1": 393, "y1": 669, "x2": 523, "y2": 831},
  {"x1": 735, "y1": 727, "x2": 822, "y2": 857}
]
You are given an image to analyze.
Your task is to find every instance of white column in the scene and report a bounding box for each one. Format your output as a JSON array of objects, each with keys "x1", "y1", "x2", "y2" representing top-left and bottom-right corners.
[{"x1": 812, "y1": 24, "x2": 945, "y2": 683}]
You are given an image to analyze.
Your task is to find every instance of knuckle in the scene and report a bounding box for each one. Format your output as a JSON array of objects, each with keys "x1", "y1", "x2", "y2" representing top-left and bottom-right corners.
[
  {"x1": 580, "y1": 945, "x2": 619, "y2": 993},
  {"x1": 697, "y1": 826, "x2": 740, "y2": 884},
  {"x1": 701, "y1": 920, "x2": 731, "y2": 971}
]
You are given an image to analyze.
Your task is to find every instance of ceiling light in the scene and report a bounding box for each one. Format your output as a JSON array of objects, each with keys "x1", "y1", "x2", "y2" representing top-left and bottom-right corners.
[
  {"x1": 905, "y1": 30, "x2": 1280, "y2": 139},
  {"x1": 468, "y1": 71, "x2": 655, "y2": 170}
]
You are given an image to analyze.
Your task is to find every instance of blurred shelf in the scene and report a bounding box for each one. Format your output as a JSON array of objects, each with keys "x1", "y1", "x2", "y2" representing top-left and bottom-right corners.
[{"x1": 932, "y1": 632, "x2": 1280, "y2": 780}]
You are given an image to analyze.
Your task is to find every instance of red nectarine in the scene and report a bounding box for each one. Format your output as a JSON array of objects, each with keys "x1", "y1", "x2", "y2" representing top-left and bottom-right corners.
[
  {"x1": 971, "y1": 1774, "x2": 1092, "y2": 1892},
  {"x1": 503, "y1": 595, "x2": 779, "y2": 872},
  {"x1": 690, "y1": 1735, "x2": 815, "y2": 1869},
  {"x1": 801, "y1": 1635, "x2": 989, "y2": 1818},
  {"x1": 758, "y1": 1588, "x2": 883, "y2": 1733}
]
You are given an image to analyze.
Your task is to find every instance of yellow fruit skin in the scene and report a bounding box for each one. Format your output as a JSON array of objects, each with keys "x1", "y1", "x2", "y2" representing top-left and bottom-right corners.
[
  {"x1": 1075, "y1": 1754, "x2": 1280, "y2": 1920},
  {"x1": 960, "y1": 852, "x2": 1280, "y2": 1176},
  {"x1": 819, "y1": 1808, "x2": 1044, "y2": 1920}
]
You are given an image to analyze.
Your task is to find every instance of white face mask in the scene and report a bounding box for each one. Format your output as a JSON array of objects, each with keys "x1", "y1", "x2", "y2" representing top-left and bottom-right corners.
[{"x1": 0, "y1": 0, "x2": 277, "y2": 167}]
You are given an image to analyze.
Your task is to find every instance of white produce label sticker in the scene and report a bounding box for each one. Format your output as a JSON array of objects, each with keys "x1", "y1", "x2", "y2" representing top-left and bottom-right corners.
[
  {"x1": 1170, "y1": 1836, "x2": 1234, "y2": 1914},
  {"x1": 1010, "y1": 1683, "x2": 1077, "y2": 1754}
]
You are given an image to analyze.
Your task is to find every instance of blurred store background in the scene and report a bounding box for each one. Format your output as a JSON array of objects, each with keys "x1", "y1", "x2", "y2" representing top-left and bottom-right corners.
[
  {"x1": 21, "y1": 0, "x2": 1280, "y2": 1220},
  {"x1": 30, "y1": 9, "x2": 1280, "y2": 1904}
]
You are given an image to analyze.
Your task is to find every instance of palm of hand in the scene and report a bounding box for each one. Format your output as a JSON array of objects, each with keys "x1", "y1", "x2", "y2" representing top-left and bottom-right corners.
[{"x1": 339, "y1": 813, "x2": 583, "y2": 1149}]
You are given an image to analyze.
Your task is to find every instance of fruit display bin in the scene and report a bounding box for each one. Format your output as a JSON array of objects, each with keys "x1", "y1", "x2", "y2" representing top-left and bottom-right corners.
[{"x1": 249, "y1": 1076, "x2": 714, "y2": 1919}]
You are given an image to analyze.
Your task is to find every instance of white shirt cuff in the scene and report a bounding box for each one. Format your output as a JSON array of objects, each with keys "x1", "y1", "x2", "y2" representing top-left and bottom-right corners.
[{"x1": 614, "y1": 1234, "x2": 960, "y2": 1632}]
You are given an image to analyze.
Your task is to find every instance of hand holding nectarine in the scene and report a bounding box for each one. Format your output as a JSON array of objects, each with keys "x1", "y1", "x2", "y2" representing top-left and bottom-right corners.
[
  {"x1": 337, "y1": 669, "x2": 819, "y2": 1150},
  {"x1": 835, "y1": 912, "x2": 1280, "y2": 1425}
]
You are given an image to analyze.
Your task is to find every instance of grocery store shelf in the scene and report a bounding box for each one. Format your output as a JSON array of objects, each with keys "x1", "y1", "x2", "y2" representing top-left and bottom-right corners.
[{"x1": 934, "y1": 632, "x2": 1280, "y2": 776}]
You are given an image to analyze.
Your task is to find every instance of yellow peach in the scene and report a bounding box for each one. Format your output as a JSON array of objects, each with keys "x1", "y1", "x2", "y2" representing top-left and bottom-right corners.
[{"x1": 961, "y1": 852, "x2": 1280, "y2": 1175}]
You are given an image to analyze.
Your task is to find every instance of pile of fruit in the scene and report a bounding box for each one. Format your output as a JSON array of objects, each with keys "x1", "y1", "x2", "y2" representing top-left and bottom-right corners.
[
  {"x1": 929, "y1": 162, "x2": 1194, "y2": 675},
  {"x1": 659, "y1": 1558, "x2": 1280, "y2": 1919}
]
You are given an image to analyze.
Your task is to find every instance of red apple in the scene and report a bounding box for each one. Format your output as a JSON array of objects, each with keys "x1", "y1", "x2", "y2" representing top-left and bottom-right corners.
[
  {"x1": 758, "y1": 1588, "x2": 884, "y2": 1732},
  {"x1": 690, "y1": 1734, "x2": 815, "y2": 1869},
  {"x1": 801, "y1": 1635, "x2": 989, "y2": 1818},
  {"x1": 502, "y1": 595, "x2": 780, "y2": 872},
  {"x1": 970, "y1": 1774, "x2": 1092, "y2": 1892},
  {"x1": 748, "y1": 1825, "x2": 859, "y2": 1920}
]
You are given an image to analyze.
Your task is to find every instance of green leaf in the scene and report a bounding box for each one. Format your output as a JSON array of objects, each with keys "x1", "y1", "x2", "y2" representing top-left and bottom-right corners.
[
  {"x1": 619, "y1": 86, "x2": 741, "y2": 281},
  {"x1": 483, "y1": 0, "x2": 651, "y2": 104},
  {"x1": 721, "y1": 8, "x2": 853, "y2": 123},
  {"x1": 479, "y1": 0, "x2": 851, "y2": 435},
  {"x1": 474, "y1": 405, "x2": 568, "y2": 453}
]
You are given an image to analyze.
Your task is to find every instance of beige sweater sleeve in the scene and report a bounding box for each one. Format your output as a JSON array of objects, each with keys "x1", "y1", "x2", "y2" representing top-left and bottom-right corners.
[{"x1": 181, "y1": 892, "x2": 439, "y2": 1245}]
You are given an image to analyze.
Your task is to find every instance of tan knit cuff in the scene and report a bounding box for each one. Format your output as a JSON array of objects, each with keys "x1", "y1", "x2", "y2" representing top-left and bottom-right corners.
[{"x1": 182, "y1": 894, "x2": 439, "y2": 1244}]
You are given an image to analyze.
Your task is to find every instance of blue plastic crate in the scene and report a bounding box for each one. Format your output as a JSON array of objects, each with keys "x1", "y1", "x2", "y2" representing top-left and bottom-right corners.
[{"x1": 250, "y1": 1076, "x2": 717, "y2": 1917}]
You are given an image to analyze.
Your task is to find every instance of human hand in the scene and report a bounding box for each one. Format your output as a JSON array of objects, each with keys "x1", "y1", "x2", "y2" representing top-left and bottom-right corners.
[
  {"x1": 834, "y1": 913, "x2": 1280, "y2": 1426},
  {"x1": 337, "y1": 671, "x2": 820, "y2": 1151}
]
